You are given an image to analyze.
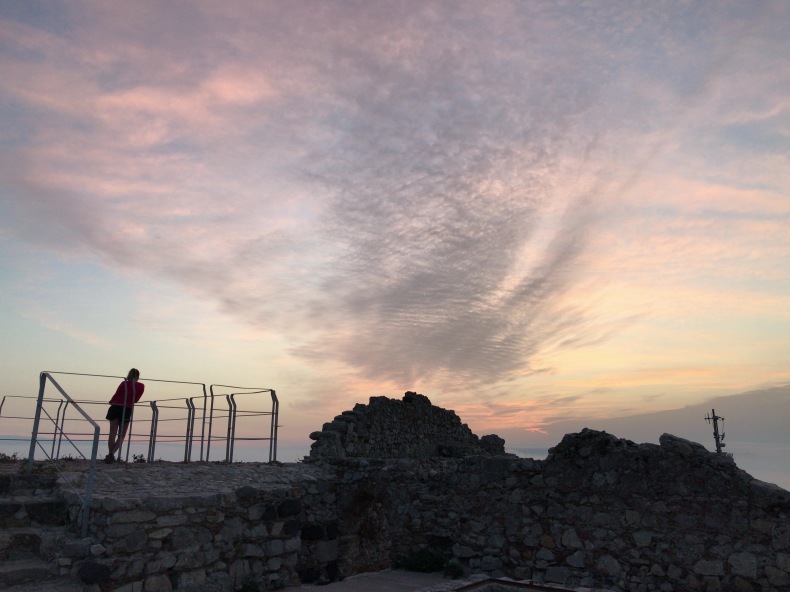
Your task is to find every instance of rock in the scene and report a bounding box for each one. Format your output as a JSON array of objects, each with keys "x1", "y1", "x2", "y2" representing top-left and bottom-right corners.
[
  {"x1": 545, "y1": 565, "x2": 571, "y2": 584},
  {"x1": 597, "y1": 555, "x2": 621, "y2": 578},
  {"x1": 693, "y1": 559, "x2": 724, "y2": 576},
  {"x1": 179, "y1": 568, "x2": 206, "y2": 588},
  {"x1": 728, "y1": 552, "x2": 757, "y2": 578},
  {"x1": 633, "y1": 531, "x2": 653, "y2": 548},
  {"x1": 144, "y1": 573, "x2": 173, "y2": 592},
  {"x1": 567, "y1": 550, "x2": 586, "y2": 568},
  {"x1": 765, "y1": 565, "x2": 789, "y2": 587},
  {"x1": 78, "y1": 560, "x2": 111, "y2": 584},
  {"x1": 561, "y1": 528, "x2": 583, "y2": 549}
]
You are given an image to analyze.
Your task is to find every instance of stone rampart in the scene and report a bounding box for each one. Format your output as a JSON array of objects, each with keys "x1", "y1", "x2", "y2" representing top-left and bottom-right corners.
[{"x1": 54, "y1": 393, "x2": 788, "y2": 592}]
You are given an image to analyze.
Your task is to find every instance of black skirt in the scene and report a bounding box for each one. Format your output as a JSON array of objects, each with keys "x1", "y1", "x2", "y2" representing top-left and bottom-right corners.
[{"x1": 106, "y1": 404, "x2": 133, "y2": 423}]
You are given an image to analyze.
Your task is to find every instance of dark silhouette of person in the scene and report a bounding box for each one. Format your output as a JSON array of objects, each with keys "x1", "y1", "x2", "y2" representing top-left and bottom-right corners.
[{"x1": 105, "y1": 368, "x2": 144, "y2": 463}]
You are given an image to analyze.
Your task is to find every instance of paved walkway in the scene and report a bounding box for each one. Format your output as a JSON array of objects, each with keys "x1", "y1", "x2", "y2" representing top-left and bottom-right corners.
[{"x1": 13, "y1": 458, "x2": 325, "y2": 499}]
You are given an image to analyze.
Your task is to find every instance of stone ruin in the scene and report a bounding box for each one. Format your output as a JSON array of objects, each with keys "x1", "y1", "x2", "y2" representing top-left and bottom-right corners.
[
  {"x1": 303, "y1": 392, "x2": 789, "y2": 591},
  {"x1": 307, "y1": 390, "x2": 507, "y2": 460},
  {"x1": 12, "y1": 391, "x2": 787, "y2": 592}
]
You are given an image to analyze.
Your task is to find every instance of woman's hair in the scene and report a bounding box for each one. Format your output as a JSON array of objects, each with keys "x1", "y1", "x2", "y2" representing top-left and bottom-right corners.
[{"x1": 126, "y1": 368, "x2": 140, "y2": 381}]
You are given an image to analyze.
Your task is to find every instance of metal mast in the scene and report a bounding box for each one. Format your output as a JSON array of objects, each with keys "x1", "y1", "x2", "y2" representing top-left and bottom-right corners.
[{"x1": 704, "y1": 409, "x2": 727, "y2": 454}]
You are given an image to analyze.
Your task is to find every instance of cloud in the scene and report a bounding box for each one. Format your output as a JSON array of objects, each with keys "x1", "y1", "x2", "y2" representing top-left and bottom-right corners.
[{"x1": 1, "y1": 1, "x2": 788, "y2": 396}]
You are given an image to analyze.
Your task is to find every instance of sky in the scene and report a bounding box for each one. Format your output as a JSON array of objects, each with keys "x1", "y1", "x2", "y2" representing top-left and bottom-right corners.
[{"x1": 0, "y1": 2, "x2": 788, "y2": 484}]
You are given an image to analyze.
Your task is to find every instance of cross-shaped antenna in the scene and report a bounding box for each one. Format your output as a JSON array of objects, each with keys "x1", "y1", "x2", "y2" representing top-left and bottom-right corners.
[{"x1": 704, "y1": 409, "x2": 726, "y2": 454}]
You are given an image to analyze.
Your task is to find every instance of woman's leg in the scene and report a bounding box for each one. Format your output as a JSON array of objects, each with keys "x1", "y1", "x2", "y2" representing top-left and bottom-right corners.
[
  {"x1": 107, "y1": 419, "x2": 120, "y2": 456},
  {"x1": 116, "y1": 420, "x2": 131, "y2": 458}
]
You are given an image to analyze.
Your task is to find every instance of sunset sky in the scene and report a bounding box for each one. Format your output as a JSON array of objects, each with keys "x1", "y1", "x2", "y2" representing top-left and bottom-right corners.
[{"x1": 1, "y1": 2, "x2": 788, "y2": 482}]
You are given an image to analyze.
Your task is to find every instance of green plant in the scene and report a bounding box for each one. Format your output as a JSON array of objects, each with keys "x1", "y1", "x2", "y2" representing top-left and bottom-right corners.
[
  {"x1": 0, "y1": 452, "x2": 21, "y2": 463},
  {"x1": 132, "y1": 454, "x2": 146, "y2": 463}
]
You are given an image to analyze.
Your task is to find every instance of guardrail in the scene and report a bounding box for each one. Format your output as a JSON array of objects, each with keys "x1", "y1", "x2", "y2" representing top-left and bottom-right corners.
[
  {"x1": 26, "y1": 372, "x2": 100, "y2": 537},
  {"x1": 0, "y1": 371, "x2": 280, "y2": 535}
]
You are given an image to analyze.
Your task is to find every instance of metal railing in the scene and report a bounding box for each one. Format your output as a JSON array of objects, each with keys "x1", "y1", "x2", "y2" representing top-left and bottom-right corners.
[
  {"x1": 207, "y1": 385, "x2": 279, "y2": 462},
  {"x1": 1, "y1": 371, "x2": 279, "y2": 535},
  {"x1": 25, "y1": 372, "x2": 100, "y2": 537}
]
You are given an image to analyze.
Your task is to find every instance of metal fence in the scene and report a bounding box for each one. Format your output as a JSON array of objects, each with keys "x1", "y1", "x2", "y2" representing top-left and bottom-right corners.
[{"x1": 0, "y1": 371, "x2": 279, "y2": 536}]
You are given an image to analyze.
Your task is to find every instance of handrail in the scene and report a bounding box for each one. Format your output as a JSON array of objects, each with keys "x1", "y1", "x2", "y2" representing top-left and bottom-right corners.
[
  {"x1": 27, "y1": 372, "x2": 100, "y2": 537},
  {"x1": 3, "y1": 375, "x2": 279, "y2": 471},
  {"x1": 41, "y1": 372, "x2": 209, "y2": 462},
  {"x1": 208, "y1": 384, "x2": 278, "y2": 462}
]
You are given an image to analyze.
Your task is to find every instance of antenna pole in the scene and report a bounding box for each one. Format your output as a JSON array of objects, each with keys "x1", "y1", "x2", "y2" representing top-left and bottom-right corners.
[{"x1": 704, "y1": 409, "x2": 726, "y2": 454}]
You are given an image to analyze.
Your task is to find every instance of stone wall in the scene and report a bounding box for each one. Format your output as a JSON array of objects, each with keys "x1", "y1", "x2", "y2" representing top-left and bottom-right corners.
[
  {"x1": 307, "y1": 392, "x2": 506, "y2": 460},
  {"x1": 59, "y1": 394, "x2": 789, "y2": 592},
  {"x1": 68, "y1": 464, "x2": 332, "y2": 591},
  {"x1": 316, "y1": 429, "x2": 789, "y2": 591}
]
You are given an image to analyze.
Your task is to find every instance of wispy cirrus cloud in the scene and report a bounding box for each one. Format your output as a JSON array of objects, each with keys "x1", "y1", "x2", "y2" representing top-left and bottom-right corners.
[{"x1": 1, "y1": 1, "x2": 788, "y2": 404}]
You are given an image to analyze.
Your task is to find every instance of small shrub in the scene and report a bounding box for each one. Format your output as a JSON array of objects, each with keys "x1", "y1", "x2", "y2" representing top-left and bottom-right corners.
[
  {"x1": 0, "y1": 452, "x2": 21, "y2": 463},
  {"x1": 132, "y1": 454, "x2": 146, "y2": 463}
]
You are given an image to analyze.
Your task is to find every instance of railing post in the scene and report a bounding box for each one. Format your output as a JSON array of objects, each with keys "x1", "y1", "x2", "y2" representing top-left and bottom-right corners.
[
  {"x1": 207, "y1": 386, "x2": 216, "y2": 462},
  {"x1": 81, "y1": 422, "x2": 100, "y2": 537},
  {"x1": 184, "y1": 398, "x2": 195, "y2": 463},
  {"x1": 224, "y1": 394, "x2": 233, "y2": 462},
  {"x1": 55, "y1": 400, "x2": 69, "y2": 460},
  {"x1": 26, "y1": 373, "x2": 47, "y2": 473},
  {"x1": 269, "y1": 390, "x2": 279, "y2": 462},
  {"x1": 51, "y1": 400, "x2": 65, "y2": 460},
  {"x1": 186, "y1": 397, "x2": 196, "y2": 462},
  {"x1": 198, "y1": 384, "x2": 207, "y2": 462},
  {"x1": 148, "y1": 401, "x2": 159, "y2": 463},
  {"x1": 228, "y1": 394, "x2": 238, "y2": 462}
]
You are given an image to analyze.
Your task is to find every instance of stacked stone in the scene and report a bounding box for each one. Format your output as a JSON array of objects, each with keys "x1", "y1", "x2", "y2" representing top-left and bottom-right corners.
[
  {"x1": 307, "y1": 391, "x2": 507, "y2": 460},
  {"x1": 46, "y1": 403, "x2": 789, "y2": 591},
  {"x1": 54, "y1": 463, "x2": 343, "y2": 591},
  {"x1": 319, "y1": 430, "x2": 789, "y2": 591}
]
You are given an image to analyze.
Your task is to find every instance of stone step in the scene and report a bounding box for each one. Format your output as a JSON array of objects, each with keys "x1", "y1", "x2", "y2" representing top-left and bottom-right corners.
[
  {"x1": 0, "y1": 472, "x2": 58, "y2": 496},
  {"x1": 2, "y1": 574, "x2": 94, "y2": 592},
  {"x1": 1, "y1": 526, "x2": 77, "y2": 563},
  {"x1": 0, "y1": 496, "x2": 69, "y2": 528},
  {"x1": 0, "y1": 557, "x2": 58, "y2": 587}
]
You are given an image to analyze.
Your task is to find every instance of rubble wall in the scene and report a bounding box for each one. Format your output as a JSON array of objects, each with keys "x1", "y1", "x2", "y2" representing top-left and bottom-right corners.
[
  {"x1": 307, "y1": 391, "x2": 506, "y2": 460},
  {"x1": 320, "y1": 429, "x2": 789, "y2": 591},
  {"x1": 64, "y1": 394, "x2": 788, "y2": 592}
]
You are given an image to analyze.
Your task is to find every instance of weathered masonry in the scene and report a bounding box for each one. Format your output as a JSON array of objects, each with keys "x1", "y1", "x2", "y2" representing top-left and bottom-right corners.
[{"x1": 6, "y1": 392, "x2": 788, "y2": 591}]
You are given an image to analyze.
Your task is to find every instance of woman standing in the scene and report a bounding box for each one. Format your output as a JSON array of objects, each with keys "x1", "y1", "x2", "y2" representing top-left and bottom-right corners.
[{"x1": 105, "y1": 368, "x2": 145, "y2": 463}]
